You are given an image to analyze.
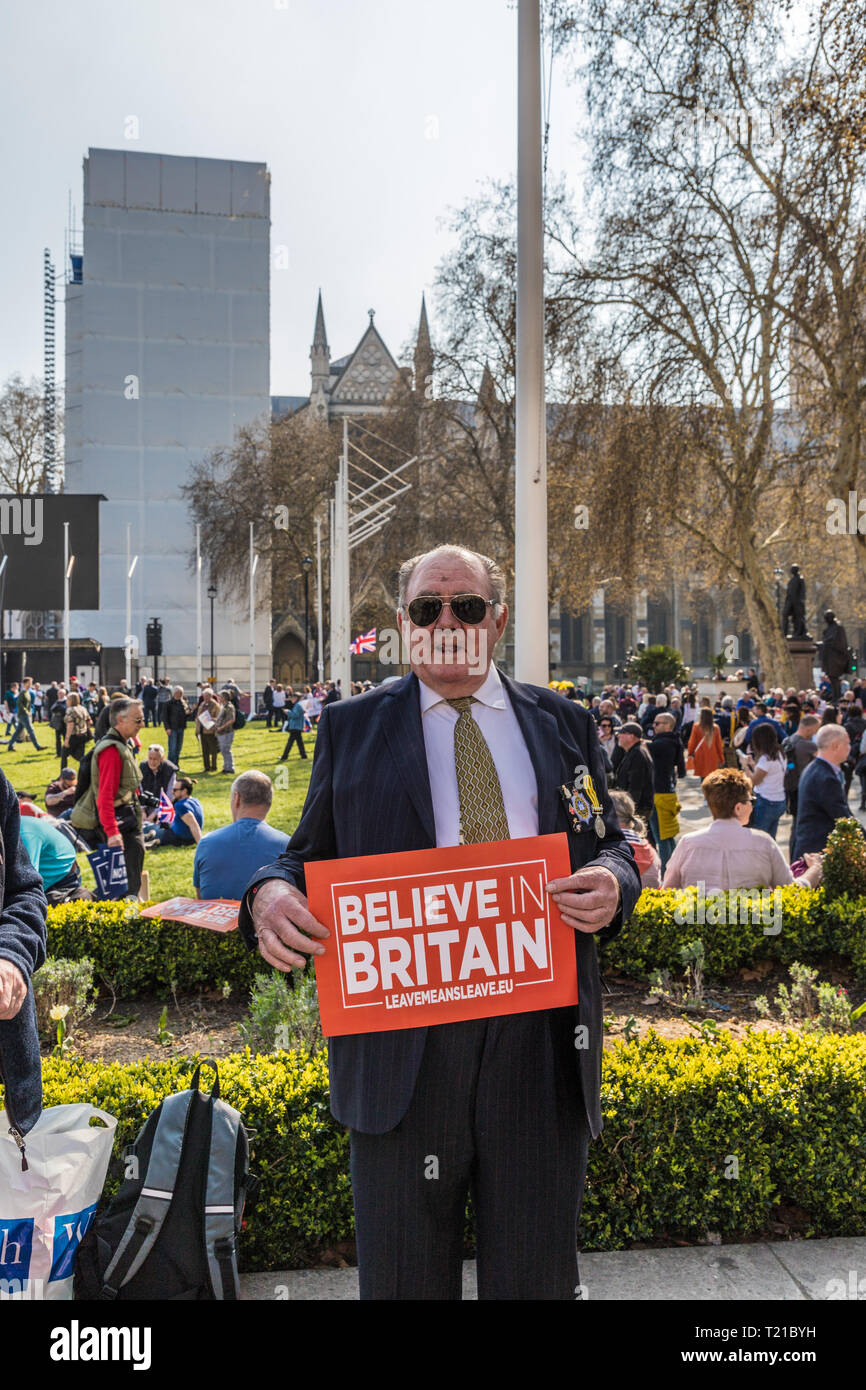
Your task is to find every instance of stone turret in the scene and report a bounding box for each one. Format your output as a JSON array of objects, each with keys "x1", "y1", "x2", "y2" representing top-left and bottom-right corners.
[
  {"x1": 414, "y1": 293, "x2": 433, "y2": 399},
  {"x1": 310, "y1": 289, "x2": 330, "y2": 418}
]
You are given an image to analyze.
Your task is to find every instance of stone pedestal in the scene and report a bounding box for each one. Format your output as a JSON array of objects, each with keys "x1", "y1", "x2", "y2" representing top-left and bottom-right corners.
[{"x1": 787, "y1": 636, "x2": 818, "y2": 692}]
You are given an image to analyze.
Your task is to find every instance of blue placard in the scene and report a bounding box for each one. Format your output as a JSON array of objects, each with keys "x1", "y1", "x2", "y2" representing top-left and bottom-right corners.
[{"x1": 87, "y1": 844, "x2": 129, "y2": 900}]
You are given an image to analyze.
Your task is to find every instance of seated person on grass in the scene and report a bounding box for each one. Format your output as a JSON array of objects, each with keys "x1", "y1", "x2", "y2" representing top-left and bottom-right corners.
[
  {"x1": 18, "y1": 814, "x2": 90, "y2": 902},
  {"x1": 193, "y1": 770, "x2": 288, "y2": 899},
  {"x1": 139, "y1": 743, "x2": 178, "y2": 821},
  {"x1": 154, "y1": 776, "x2": 203, "y2": 846},
  {"x1": 45, "y1": 767, "x2": 78, "y2": 818}
]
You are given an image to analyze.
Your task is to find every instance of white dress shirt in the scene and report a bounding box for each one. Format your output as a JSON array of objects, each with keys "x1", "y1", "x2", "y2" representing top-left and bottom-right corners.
[{"x1": 418, "y1": 664, "x2": 539, "y2": 847}]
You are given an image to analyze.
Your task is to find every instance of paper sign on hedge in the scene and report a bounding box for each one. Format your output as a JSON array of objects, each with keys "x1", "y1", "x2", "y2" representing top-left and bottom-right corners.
[
  {"x1": 306, "y1": 833, "x2": 577, "y2": 1036},
  {"x1": 141, "y1": 898, "x2": 240, "y2": 932}
]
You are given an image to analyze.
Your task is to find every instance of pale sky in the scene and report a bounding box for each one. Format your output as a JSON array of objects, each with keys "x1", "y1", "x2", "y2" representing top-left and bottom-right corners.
[{"x1": 0, "y1": 0, "x2": 584, "y2": 399}]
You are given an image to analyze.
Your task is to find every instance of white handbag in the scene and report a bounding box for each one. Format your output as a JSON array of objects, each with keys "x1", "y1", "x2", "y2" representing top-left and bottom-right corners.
[{"x1": 0, "y1": 1103, "x2": 117, "y2": 1300}]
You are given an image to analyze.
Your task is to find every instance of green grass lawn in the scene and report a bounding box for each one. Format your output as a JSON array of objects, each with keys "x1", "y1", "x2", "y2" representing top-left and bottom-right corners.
[{"x1": 0, "y1": 719, "x2": 316, "y2": 901}]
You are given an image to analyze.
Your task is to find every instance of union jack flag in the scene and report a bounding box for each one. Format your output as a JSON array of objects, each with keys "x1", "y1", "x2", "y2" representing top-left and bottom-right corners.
[
  {"x1": 157, "y1": 789, "x2": 175, "y2": 824},
  {"x1": 350, "y1": 628, "x2": 377, "y2": 654}
]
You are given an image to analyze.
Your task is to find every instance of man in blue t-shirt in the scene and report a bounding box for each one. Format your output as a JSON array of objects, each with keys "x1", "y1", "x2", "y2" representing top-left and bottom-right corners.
[
  {"x1": 155, "y1": 777, "x2": 204, "y2": 845},
  {"x1": 193, "y1": 770, "x2": 288, "y2": 900}
]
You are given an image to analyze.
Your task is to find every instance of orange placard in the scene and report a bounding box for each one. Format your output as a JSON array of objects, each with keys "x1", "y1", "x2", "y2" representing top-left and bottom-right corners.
[
  {"x1": 306, "y1": 834, "x2": 577, "y2": 1037},
  {"x1": 141, "y1": 898, "x2": 240, "y2": 932}
]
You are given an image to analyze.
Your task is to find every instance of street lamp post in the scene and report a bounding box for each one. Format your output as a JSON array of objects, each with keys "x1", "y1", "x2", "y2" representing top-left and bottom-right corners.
[
  {"x1": 302, "y1": 555, "x2": 313, "y2": 682},
  {"x1": 208, "y1": 583, "x2": 217, "y2": 684},
  {"x1": 774, "y1": 566, "x2": 784, "y2": 628},
  {"x1": 64, "y1": 523, "x2": 75, "y2": 687}
]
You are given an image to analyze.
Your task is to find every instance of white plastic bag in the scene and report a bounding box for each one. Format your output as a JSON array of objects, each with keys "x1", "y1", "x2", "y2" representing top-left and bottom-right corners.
[{"x1": 0, "y1": 1103, "x2": 116, "y2": 1300}]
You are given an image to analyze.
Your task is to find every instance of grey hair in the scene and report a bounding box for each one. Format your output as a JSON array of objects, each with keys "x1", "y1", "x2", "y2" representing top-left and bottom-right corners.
[
  {"x1": 231, "y1": 770, "x2": 273, "y2": 809},
  {"x1": 397, "y1": 545, "x2": 507, "y2": 610},
  {"x1": 816, "y1": 724, "x2": 849, "y2": 750},
  {"x1": 109, "y1": 697, "x2": 142, "y2": 727}
]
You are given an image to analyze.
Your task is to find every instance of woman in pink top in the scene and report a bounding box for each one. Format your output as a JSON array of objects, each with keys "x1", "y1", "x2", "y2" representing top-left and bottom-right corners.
[{"x1": 663, "y1": 768, "x2": 822, "y2": 891}]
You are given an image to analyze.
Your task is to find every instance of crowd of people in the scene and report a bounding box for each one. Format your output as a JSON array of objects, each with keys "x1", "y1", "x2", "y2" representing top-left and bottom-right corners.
[
  {"x1": 1, "y1": 655, "x2": 863, "y2": 910},
  {"x1": 0, "y1": 673, "x2": 343, "y2": 906},
  {"x1": 566, "y1": 670, "x2": 866, "y2": 896}
]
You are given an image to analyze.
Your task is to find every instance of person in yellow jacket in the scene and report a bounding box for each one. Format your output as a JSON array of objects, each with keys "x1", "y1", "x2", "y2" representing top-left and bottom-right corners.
[{"x1": 647, "y1": 711, "x2": 685, "y2": 873}]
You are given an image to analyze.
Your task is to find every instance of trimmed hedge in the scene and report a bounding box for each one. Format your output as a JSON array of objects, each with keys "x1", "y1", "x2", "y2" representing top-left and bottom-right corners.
[
  {"x1": 26, "y1": 1049, "x2": 353, "y2": 1272},
  {"x1": 9, "y1": 1030, "x2": 865, "y2": 1270},
  {"x1": 45, "y1": 900, "x2": 259, "y2": 996},
  {"x1": 44, "y1": 888, "x2": 866, "y2": 1002},
  {"x1": 599, "y1": 885, "x2": 866, "y2": 981}
]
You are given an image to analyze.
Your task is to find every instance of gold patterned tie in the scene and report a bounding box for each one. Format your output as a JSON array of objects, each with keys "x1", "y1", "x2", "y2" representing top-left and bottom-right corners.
[{"x1": 447, "y1": 697, "x2": 511, "y2": 844}]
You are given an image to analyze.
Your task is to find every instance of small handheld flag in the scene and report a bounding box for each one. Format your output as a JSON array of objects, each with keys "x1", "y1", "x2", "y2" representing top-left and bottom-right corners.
[
  {"x1": 350, "y1": 628, "x2": 377, "y2": 655},
  {"x1": 157, "y1": 790, "x2": 175, "y2": 824}
]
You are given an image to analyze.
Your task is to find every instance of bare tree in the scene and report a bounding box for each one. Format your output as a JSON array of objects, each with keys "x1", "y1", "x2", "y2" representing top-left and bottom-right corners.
[
  {"x1": 546, "y1": 0, "x2": 855, "y2": 681},
  {"x1": 553, "y1": 0, "x2": 866, "y2": 637},
  {"x1": 0, "y1": 375, "x2": 48, "y2": 493}
]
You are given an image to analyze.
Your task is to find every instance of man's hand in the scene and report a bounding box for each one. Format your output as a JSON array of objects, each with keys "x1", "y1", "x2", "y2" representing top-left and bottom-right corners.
[
  {"x1": 252, "y1": 879, "x2": 330, "y2": 972},
  {"x1": 107, "y1": 833, "x2": 123, "y2": 847},
  {"x1": 545, "y1": 865, "x2": 621, "y2": 934},
  {"x1": 0, "y1": 959, "x2": 28, "y2": 1020}
]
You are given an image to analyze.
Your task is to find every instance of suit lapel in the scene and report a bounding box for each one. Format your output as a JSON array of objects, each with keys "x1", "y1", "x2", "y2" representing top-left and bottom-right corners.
[
  {"x1": 500, "y1": 672, "x2": 562, "y2": 836},
  {"x1": 381, "y1": 673, "x2": 437, "y2": 844}
]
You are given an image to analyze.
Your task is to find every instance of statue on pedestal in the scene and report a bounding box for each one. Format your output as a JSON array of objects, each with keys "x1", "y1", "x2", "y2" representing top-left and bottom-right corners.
[
  {"x1": 782, "y1": 564, "x2": 809, "y2": 639},
  {"x1": 820, "y1": 609, "x2": 849, "y2": 701}
]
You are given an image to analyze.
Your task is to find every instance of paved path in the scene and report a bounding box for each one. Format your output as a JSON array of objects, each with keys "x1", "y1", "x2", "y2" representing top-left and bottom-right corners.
[
  {"x1": 668, "y1": 764, "x2": 865, "y2": 859},
  {"x1": 240, "y1": 1237, "x2": 866, "y2": 1300}
]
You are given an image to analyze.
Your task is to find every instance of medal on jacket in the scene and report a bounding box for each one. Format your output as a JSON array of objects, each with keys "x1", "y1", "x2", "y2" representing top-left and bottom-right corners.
[{"x1": 560, "y1": 763, "x2": 606, "y2": 838}]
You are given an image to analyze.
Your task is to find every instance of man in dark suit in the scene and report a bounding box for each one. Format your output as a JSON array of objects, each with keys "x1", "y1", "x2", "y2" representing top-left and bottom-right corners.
[
  {"x1": 611, "y1": 721, "x2": 654, "y2": 820},
  {"x1": 791, "y1": 723, "x2": 852, "y2": 860},
  {"x1": 238, "y1": 544, "x2": 640, "y2": 1300}
]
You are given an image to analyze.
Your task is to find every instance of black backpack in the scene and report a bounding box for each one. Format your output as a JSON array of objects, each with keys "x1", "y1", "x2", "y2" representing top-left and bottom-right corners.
[
  {"x1": 782, "y1": 735, "x2": 802, "y2": 795},
  {"x1": 233, "y1": 707, "x2": 246, "y2": 730},
  {"x1": 74, "y1": 1060, "x2": 253, "y2": 1301},
  {"x1": 73, "y1": 749, "x2": 93, "y2": 805}
]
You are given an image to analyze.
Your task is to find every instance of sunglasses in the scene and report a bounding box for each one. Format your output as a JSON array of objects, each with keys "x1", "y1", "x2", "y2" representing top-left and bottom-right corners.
[{"x1": 405, "y1": 594, "x2": 495, "y2": 626}]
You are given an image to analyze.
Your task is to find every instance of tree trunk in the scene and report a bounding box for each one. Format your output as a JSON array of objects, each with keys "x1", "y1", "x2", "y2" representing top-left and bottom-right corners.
[{"x1": 737, "y1": 537, "x2": 797, "y2": 688}]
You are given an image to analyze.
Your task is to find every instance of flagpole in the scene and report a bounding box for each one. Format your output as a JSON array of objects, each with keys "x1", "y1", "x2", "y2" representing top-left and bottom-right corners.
[
  {"x1": 341, "y1": 421, "x2": 351, "y2": 694},
  {"x1": 316, "y1": 515, "x2": 324, "y2": 684},
  {"x1": 328, "y1": 498, "x2": 335, "y2": 682},
  {"x1": 63, "y1": 522, "x2": 71, "y2": 686},
  {"x1": 196, "y1": 524, "x2": 202, "y2": 693},
  {"x1": 514, "y1": 0, "x2": 549, "y2": 683},
  {"x1": 125, "y1": 523, "x2": 132, "y2": 688},
  {"x1": 249, "y1": 522, "x2": 257, "y2": 717}
]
